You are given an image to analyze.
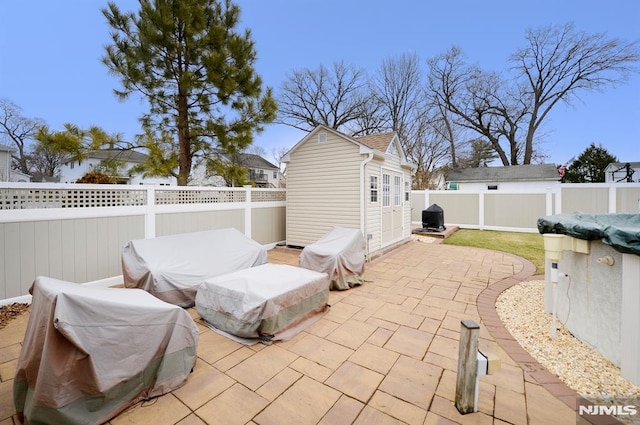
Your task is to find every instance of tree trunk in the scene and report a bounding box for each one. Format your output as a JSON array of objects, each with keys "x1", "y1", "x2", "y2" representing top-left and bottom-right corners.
[{"x1": 177, "y1": 92, "x2": 191, "y2": 186}]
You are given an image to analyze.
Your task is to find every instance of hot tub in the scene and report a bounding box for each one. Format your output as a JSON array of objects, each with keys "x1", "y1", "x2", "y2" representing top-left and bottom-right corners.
[{"x1": 538, "y1": 213, "x2": 640, "y2": 385}]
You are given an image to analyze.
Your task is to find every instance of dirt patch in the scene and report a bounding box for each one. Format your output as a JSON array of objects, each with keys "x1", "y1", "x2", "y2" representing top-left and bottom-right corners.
[{"x1": 0, "y1": 303, "x2": 30, "y2": 329}]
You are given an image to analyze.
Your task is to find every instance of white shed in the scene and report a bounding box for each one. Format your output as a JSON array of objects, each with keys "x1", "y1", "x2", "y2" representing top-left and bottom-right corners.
[{"x1": 283, "y1": 125, "x2": 415, "y2": 259}]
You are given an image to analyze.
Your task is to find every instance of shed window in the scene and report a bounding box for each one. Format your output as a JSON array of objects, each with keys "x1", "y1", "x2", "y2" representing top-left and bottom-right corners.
[
  {"x1": 487, "y1": 184, "x2": 498, "y2": 190},
  {"x1": 382, "y1": 174, "x2": 390, "y2": 207},
  {"x1": 394, "y1": 176, "x2": 402, "y2": 206},
  {"x1": 404, "y1": 180, "x2": 410, "y2": 202},
  {"x1": 318, "y1": 132, "x2": 327, "y2": 144},
  {"x1": 369, "y1": 175, "x2": 378, "y2": 203}
]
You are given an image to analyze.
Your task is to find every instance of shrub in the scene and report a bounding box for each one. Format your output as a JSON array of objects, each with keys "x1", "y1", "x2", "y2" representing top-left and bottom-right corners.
[{"x1": 76, "y1": 171, "x2": 115, "y2": 184}]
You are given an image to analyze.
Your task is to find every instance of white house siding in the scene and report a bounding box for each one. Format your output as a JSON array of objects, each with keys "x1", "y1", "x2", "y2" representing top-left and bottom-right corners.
[
  {"x1": 0, "y1": 216, "x2": 144, "y2": 299},
  {"x1": 286, "y1": 132, "x2": 362, "y2": 247}
]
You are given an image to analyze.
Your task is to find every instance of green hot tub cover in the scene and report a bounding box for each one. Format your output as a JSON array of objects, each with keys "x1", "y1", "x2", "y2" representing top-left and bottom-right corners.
[{"x1": 537, "y1": 213, "x2": 640, "y2": 255}]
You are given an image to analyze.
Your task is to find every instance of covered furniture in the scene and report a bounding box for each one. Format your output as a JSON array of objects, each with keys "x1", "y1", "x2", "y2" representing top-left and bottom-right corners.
[
  {"x1": 122, "y1": 228, "x2": 268, "y2": 307},
  {"x1": 299, "y1": 226, "x2": 366, "y2": 290},
  {"x1": 13, "y1": 276, "x2": 198, "y2": 425},
  {"x1": 196, "y1": 263, "x2": 329, "y2": 339}
]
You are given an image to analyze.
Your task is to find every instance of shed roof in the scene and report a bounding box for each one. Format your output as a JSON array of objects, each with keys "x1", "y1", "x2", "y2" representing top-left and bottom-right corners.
[
  {"x1": 446, "y1": 164, "x2": 560, "y2": 182},
  {"x1": 355, "y1": 132, "x2": 396, "y2": 153}
]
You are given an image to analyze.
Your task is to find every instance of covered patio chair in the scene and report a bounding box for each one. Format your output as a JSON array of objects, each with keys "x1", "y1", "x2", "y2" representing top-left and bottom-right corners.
[
  {"x1": 13, "y1": 276, "x2": 199, "y2": 425},
  {"x1": 299, "y1": 227, "x2": 366, "y2": 290}
]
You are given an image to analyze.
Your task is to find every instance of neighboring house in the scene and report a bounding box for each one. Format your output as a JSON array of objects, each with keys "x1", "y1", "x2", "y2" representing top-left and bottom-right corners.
[
  {"x1": 283, "y1": 125, "x2": 416, "y2": 259},
  {"x1": 189, "y1": 152, "x2": 284, "y2": 188},
  {"x1": 604, "y1": 162, "x2": 639, "y2": 183},
  {"x1": 445, "y1": 164, "x2": 560, "y2": 191},
  {"x1": 59, "y1": 149, "x2": 176, "y2": 185},
  {"x1": 0, "y1": 145, "x2": 31, "y2": 182}
]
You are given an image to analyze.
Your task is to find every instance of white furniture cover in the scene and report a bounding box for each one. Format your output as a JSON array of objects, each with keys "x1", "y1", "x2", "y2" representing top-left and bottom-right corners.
[
  {"x1": 299, "y1": 227, "x2": 366, "y2": 290},
  {"x1": 13, "y1": 276, "x2": 199, "y2": 425},
  {"x1": 122, "y1": 228, "x2": 268, "y2": 307},
  {"x1": 196, "y1": 263, "x2": 329, "y2": 339}
]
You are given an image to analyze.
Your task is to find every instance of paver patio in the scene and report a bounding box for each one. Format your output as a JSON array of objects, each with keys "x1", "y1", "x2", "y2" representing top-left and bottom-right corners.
[{"x1": 0, "y1": 238, "x2": 582, "y2": 424}]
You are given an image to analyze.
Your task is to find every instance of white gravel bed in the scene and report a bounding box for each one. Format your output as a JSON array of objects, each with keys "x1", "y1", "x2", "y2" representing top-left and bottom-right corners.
[{"x1": 495, "y1": 280, "x2": 640, "y2": 402}]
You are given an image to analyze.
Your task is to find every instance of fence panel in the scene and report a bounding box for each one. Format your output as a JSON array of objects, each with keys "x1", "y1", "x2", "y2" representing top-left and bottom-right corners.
[{"x1": 0, "y1": 184, "x2": 286, "y2": 302}]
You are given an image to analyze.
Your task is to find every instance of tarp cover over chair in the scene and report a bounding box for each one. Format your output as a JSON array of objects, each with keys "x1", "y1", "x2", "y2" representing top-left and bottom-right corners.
[
  {"x1": 196, "y1": 263, "x2": 329, "y2": 339},
  {"x1": 299, "y1": 227, "x2": 366, "y2": 290},
  {"x1": 122, "y1": 228, "x2": 268, "y2": 307},
  {"x1": 13, "y1": 277, "x2": 199, "y2": 425}
]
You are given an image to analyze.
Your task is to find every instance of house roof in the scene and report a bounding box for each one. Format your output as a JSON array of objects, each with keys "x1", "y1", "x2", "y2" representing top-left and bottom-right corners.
[
  {"x1": 355, "y1": 132, "x2": 396, "y2": 153},
  {"x1": 446, "y1": 164, "x2": 560, "y2": 182},
  {"x1": 83, "y1": 149, "x2": 148, "y2": 163},
  {"x1": 0, "y1": 144, "x2": 16, "y2": 153},
  {"x1": 606, "y1": 162, "x2": 640, "y2": 169},
  {"x1": 237, "y1": 153, "x2": 278, "y2": 170}
]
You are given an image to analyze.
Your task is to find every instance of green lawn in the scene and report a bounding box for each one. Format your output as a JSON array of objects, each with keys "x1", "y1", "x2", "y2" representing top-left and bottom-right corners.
[{"x1": 441, "y1": 229, "x2": 545, "y2": 275}]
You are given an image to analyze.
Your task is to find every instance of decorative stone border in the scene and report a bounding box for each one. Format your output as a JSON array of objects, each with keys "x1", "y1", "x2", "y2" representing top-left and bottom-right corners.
[{"x1": 476, "y1": 254, "x2": 580, "y2": 411}]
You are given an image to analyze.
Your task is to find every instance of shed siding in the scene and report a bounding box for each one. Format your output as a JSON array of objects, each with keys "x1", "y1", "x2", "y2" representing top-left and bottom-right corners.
[{"x1": 286, "y1": 132, "x2": 362, "y2": 246}]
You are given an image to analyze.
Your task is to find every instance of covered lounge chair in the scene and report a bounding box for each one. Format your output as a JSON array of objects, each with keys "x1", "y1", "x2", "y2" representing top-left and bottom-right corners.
[{"x1": 13, "y1": 276, "x2": 199, "y2": 425}]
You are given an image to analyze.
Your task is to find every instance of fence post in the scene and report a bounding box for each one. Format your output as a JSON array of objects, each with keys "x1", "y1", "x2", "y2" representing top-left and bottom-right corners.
[
  {"x1": 244, "y1": 186, "x2": 252, "y2": 239},
  {"x1": 478, "y1": 191, "x2": 485, "y2": 230},
  {"x1": 455, "y1": 319, "x2": 480, "y2": 414},
  {"x1": 145, "y1": 186, "x2": 156, "y2": 239}
]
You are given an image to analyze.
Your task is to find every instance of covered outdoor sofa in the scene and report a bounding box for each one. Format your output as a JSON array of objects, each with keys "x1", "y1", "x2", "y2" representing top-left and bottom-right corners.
[
  {"x1": 13, "y1": 276, "x2": 199, "y2": 425},
  {"x1": 299, "y1": 226, "x2": 366, "y2": 290},
  {"x1": 122, "y1": 228, "x2": 268, "y2": 307}
]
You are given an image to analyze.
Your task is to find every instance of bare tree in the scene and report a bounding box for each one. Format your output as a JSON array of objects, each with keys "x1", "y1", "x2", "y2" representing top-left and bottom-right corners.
[
  {"x1": 409, "y1": 112, "x2": 452, "y2": 189},
  {"x1": 277, "y1": 61, "x2": 370, "y2": 132},
  {"x1": 0, "y1": 99, "x2": 45, "y2": 174},
  {"x1": 429, "y1": 25, "x2": 639, "y2": 166},
  {"x1": 27, "y1": 144, "x2": 68, "y2": 181},
  {"x1": 426, "y1": 47, "x2": 478, "y2": 168},
  {"x1": 513, "y1": 23, "x2": 640, "y2": 164},
  {"x1": 370, "y1": 53, "x2": 425, "y2": 147}
]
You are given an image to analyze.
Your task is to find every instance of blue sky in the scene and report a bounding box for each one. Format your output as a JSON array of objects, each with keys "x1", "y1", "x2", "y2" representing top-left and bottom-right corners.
[{"x1": 1, "y1": 0, "x2": 638, "y2": 166}]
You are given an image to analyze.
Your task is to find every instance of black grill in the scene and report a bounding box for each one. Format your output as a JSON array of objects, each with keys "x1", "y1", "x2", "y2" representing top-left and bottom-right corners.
[{"x1": 422, "y1": 203, "x2": 445, "y2": 232}]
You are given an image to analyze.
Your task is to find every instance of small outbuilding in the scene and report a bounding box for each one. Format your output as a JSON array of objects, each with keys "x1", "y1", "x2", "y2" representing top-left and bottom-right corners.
[
  {"x1": 445, "y1": 164, "x2": 561, "y2": 191},
  {"x1": 283, "y1": 125, "x2": 415, "y2": 259}
]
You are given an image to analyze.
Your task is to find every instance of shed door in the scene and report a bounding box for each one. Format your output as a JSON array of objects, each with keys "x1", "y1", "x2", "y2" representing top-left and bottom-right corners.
[
  {"x1": 381, "y1": 172, "x2": 403, "y2": 245},
  {"x1": 392, "y1": 174, "x2": 403, "y2": 240}
]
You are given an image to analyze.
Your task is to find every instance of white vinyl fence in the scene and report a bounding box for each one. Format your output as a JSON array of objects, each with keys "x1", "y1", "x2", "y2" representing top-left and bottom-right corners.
[
  {"x1": 2, "y1": 182, "x2": 639, "y2": 303},
  {"x1": 0, "y1": 183, "x2": 286, "y2": 302},
  {"x1": 411, "y1": 183, "x2": 640, "y2": 232}
]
